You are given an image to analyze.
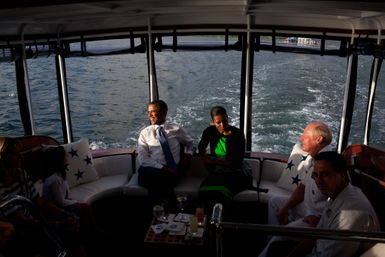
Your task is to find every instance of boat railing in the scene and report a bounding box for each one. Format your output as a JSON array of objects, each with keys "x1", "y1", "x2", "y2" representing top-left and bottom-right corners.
[{"x1": 209, "y1": 203, "x2": 385, "y2": 257}]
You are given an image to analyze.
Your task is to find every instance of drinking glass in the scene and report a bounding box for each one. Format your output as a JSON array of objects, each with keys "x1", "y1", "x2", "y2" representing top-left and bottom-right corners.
[
  {"x1": 160, "y1": 201, "x2": 169, "y2": 221},
  {"x1": 152, "y1": 204, "x2": 165, "y2": 223},
  {"x1": 176, "y1": 193, "x2": 188, "y2": 213},
  {"x1": 195, "y1": 207, "x2": 205, "y2": 226},
  {"x1": 189, "y1": 215, "x2": 198, "y2": 235}
]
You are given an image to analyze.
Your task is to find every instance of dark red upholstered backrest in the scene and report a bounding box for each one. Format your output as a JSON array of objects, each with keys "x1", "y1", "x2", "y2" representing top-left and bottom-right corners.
[
  {"x1": 17, "y1": 135, "x2": 60, "y2": 153},
  {"x1": 342, "y1": 144, "x2": 385, "y2": 187},
  {"x1": 342, "y1": 144, "x2": 385, "y2": 230}
]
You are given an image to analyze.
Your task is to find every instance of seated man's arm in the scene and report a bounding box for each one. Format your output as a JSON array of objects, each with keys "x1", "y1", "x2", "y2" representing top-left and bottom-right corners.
[
  {"x1": 178, "y1": 126, "x2": 194, "y2": 156},
  {"x1": 278, "y1": 183, "x2": 305, "y2": 225},
  {"x1": 137, "y1": 132, "x2": 163, "y2": 169},
  {"x1": 302, "y1": 215, "x2": 320, "y2": 227},
  {"x1": 177, "y1": 126, "x2": 195, "y2": 168}
]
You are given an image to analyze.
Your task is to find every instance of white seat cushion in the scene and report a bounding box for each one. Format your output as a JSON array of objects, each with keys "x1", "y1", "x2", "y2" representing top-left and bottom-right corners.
[
  {"x1": 93, "y1": 154, "x2": 133, "y2": 177},
  {"x1": 233, "y1": 181, "x2": 292, "y2": 203},
  {"x1": 69, "y1": 174, "x2": 129, "y2": 203},
  {"x1": 124, "y1": 173, "x2": 149, "y2": 197}
]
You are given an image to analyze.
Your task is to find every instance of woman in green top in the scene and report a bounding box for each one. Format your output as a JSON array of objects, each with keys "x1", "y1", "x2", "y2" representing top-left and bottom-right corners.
[{"x1": 198, "y1": 106, "x2": 251, "y2": 216}]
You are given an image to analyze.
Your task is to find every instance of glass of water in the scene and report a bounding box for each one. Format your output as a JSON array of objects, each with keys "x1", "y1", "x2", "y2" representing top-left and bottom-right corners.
[
  {"x1": 176, "y1": 193, "x2": 188, "y2": 213},
  {"x1": 153, "y1": 204, "x2": 165, "y2": 224}
]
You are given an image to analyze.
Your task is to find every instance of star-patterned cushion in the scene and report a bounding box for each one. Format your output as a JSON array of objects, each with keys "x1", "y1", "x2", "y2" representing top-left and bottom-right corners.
[
  {"x1": 276, "y1": 143, "x2": 311, "y2": 192},
  {"x1": 61, "y1": 138, "x2": 99, "y2": 188}
]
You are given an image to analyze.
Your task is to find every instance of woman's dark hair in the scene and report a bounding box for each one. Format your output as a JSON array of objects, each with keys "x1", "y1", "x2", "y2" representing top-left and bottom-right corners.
[
  {"x1": 43, "y1": 146, "x2": 67, "y2": 180},
  {"x1": 210, "y1": 106, "x2": 228, "y2": 120}
]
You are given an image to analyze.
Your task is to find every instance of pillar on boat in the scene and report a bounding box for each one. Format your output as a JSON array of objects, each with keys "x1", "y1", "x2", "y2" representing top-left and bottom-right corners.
[
  {"x1": 55, "y1": 46, "x2": 73, "y2": 143},
  {"x1": 363, "y1": 57, "x2": 383, "y2": 145},
  {"x1": 240, "y1": 15, "x2": 254, "y2": 151},
  {"x1": 337, "y1": 48, "x2": 357, "y2": 153},
  {"x1": 147, "y1": 17, "x2": 159, "y2": 102},
  {"x1": 15, "y1": 44, "x2": 35, "y2": 135}
]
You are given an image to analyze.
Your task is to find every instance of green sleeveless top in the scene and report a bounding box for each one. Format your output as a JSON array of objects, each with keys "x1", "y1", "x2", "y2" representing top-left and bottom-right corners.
[
  {"x1": 214, "y1": 136, "x2": 227, "y2": 158},
  {"x1": 199, "y1": 136, "x2": 233, "y2": 198}
]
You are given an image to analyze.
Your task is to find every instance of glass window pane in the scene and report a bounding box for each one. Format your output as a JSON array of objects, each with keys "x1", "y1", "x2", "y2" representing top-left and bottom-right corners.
[
  {"x1": 252, "y1": 51, "x2": 346, "y2": 153},
  {"x1": 155, "y1": 36, "x2": 242, "y2": 145},
  {"x1": 28, "y1": 57, "x2": 63, "y2": 142},
  {"x1": 65, "y1": 42, "x2": 148, "y2": 149},
  {"x1": 0, "y1": 62, "x2": 23, "y2": 136},
  {"x1": 347, "y1": 55, "x2": 385, "y2": 148},
  {"x1": 2, "y1": 37, "x2": 383, "y2": 154}
]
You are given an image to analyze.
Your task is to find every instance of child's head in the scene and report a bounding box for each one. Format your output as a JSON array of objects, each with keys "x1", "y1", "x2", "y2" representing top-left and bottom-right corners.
[{"x1": 43, "y1": 146, "x2": 67, "y2": 179}]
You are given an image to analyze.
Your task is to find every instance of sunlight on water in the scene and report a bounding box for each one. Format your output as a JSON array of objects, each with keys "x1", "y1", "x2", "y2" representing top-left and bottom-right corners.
[{"x1": 0, "y1": 42, "x2": 385, "y2": 154}]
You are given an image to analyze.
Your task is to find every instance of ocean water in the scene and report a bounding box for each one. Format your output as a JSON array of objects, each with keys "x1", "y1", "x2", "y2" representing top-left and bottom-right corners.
[{"x1": 1, "y1": 40, "x2": 385, "y2": 154}]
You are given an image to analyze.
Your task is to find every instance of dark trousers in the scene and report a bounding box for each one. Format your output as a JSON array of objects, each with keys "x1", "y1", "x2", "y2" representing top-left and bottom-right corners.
[{"x1": 138, "y1": 166, "x2": 179, "y2": 206}]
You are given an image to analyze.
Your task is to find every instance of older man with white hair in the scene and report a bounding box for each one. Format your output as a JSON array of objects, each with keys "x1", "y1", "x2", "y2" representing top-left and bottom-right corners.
[{"x1": 258, "y1": 121, "x2": 333, "y2": 257}]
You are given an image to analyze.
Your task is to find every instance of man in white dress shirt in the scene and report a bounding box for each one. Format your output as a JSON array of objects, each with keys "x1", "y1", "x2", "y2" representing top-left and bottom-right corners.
[{"x1": 137, "y1": 100, "x2": 194, "y2": 205}]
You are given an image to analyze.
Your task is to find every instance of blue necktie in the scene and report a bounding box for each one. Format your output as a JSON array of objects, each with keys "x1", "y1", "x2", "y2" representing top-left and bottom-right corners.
[{"x1": 157, "y1": 126, "x2": 177, "y2": 169}]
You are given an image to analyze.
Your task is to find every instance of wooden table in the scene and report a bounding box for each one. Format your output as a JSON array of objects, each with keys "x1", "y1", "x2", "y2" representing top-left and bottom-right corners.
[{"x1": 144, "y1": 213, "x2": 207, "y2": 246}]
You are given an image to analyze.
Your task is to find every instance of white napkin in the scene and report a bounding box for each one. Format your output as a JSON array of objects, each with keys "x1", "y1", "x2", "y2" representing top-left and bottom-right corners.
[
  {"x1": 166, "y1": 222, "x2": 185, "y2": 232},
  {"x1": 151, "y1": 223, "x2": 167, "y2": 234}
]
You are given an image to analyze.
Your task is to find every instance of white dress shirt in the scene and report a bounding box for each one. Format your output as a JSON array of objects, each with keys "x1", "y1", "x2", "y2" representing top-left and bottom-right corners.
[{"x1": 137, "y1": 123, "x2": 194, "y2": 169}]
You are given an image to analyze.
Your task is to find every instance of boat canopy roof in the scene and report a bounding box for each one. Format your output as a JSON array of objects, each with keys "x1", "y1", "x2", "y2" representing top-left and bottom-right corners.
[{"x1": 1, "y1": 0, "x2": 385, "y2": 45}]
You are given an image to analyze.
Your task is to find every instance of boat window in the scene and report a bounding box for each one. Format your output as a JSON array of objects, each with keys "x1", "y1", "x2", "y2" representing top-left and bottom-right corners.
[
  {"x1": 251, "y1": 50, "x2": 346, "y2": 154},
  {"x1": 372, "y1": 67, "x2": 385, "y2": 148},
  {"x1": 0, "y1": 61, "x2": 23, "y2": 136},
  {"x1": 28, "y1": 58, "x2": 63, "y2": 141},
  {"x1": 352, "y1": 55, "x2": 385, "y2": 148},
  {"x1": 155, "y1": 36, "x2": 242, "y2": 145},
  {"x1": 65, "y1": 39, "x2": 148, "y2": 149},
  {"x1": 1, "y1": 37, "x2": 384, "y2": 154}
]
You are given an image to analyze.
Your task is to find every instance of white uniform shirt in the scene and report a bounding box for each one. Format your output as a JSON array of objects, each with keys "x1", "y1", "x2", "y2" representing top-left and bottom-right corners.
[
  {"x1": 308, "y1": 184, "x2": 380, "y2": 257},
  {"x1": 137, "y1": 123, "x2": 194, "y2": 169},
  {"x1": 301, "y1": 163, "x2": 328, "y2": 216}
]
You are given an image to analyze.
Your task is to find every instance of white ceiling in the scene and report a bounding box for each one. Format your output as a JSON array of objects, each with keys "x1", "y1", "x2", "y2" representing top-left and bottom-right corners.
[{"x1": 1, "y1": 1, "x2": 385, "y2": 40}]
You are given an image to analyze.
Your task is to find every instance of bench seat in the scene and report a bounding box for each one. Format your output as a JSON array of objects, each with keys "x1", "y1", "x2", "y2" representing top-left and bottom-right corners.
[{"x1": 20, "y1": 135, "x2": 292, "y2": 206}]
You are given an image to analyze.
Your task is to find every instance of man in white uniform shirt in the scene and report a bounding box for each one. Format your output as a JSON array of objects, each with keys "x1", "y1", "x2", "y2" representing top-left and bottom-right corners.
[
  {"x1": 259, "y1": 121, "x2": 332, "y2": 257},
  {"x1": 137, "y1": 100, "x2": 194, "y2": 205},
  {"x1": 287, "y1": 151, "x2": 380, "y2": 257}
]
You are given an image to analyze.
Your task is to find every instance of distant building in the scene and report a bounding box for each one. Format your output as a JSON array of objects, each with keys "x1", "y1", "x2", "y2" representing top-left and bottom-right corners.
[{"x1": 297, "y1": 37, "x2": 320, "y2": 46}]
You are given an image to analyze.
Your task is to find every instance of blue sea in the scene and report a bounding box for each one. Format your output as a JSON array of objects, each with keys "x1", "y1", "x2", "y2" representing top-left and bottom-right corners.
[{"x1": 1, "y1": 37, "x2": 385, "y2": 154}]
